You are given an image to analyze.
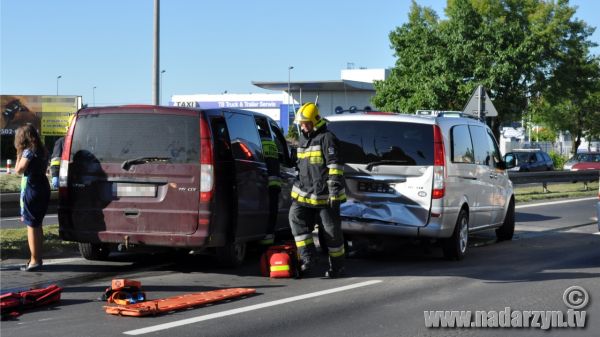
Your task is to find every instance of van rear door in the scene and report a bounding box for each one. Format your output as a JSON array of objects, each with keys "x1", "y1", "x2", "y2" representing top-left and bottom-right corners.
[
  {"x1": 223, "y1": 111, "x2": 269, "y2": 241},
  {"x1": 328, "y1": 120, "x2": 434, "y2": 228},
  {"x1": 68, "y1": 109, "x2": 201, "y2": 237}
]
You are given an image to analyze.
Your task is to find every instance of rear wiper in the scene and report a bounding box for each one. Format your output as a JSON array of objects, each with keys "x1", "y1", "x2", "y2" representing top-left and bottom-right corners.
[
  {"x1": 365, "y1": 160, "x2": 409, "y2": 171},
  {"x1": 121, "y1": 156, "x2": 171, "y2": 171}
]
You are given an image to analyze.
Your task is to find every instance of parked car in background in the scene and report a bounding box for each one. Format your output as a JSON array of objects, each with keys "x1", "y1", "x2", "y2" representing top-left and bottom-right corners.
[
  {"x1": 564, "y1": 152, "x2": 600, "y2": 170},
  {"x1": 58, "y1": 105, "x2": 295, "y2": 266},
  {"x1": 568, "y1": 152, "x2": 600, "y2": 171},
  {"x1": 327, "y1": 112, "x2": 515, "y2": 260},
  {"x1": 504, "y1": 149, "x2": 554, "y2": 172}
]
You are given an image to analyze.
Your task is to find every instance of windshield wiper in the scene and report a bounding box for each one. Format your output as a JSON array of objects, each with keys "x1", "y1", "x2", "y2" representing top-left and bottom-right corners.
[
  {"x1": 121, "y1": 156, "x2": 172, "y2": 171},
  {"x1": 365, "y1": 160, "x2": 409, "y2": 171}
]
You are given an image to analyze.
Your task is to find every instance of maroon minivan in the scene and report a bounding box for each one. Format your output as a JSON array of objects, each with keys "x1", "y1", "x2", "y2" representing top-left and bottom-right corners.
[{"x1": 58, "y1": 105, "x2": 295, "y2": 266}]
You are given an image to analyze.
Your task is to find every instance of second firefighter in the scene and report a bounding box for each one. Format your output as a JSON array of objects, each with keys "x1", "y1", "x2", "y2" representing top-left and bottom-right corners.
[{"x1": 289, "y1": 102, "x2": 346, "y2": 278}]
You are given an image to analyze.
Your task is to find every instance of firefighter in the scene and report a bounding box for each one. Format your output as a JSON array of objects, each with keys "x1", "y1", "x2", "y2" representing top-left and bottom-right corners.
[
  {"x1": 257, "y1": 119, "x2": 282, "y2": 246},
  {"x1": 49, "y1": 114, "x2": 75, "y2": 189},
  {"x1": 289, "y1": 102, "x2": 346, "y2": 278}
]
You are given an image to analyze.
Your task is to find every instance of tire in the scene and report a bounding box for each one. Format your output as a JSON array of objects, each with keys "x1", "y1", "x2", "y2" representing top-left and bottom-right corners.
[
  {"x1": 78, "y1": 243, "x2": 110, "y2": 261},
  {"x1": 496, "y1": 198, "x2": 515, "y2": 241},
  {"x1": 215, "y1": 242, "x2": 247, "y2": 268},
  {"x1": 443, "y1": 209, "x2": 469, "y2": 260}
]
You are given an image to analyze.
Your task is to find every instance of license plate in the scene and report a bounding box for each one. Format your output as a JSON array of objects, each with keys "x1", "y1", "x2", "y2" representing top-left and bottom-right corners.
[
  {"x1": 113, "y1": 183, "x2": 157, "y2": 197},
  {"x1": 357, "y1": 181, "x2": 395, "y2": 194}
]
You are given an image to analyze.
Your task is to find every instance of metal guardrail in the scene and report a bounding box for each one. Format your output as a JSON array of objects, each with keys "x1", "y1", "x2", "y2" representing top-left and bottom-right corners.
[
  {"x1": 507, "y1": 170, "x2": 599, "y2": 184},
  {"x1": 508, "y1": 170, "x2": 599, "y2": 193}
]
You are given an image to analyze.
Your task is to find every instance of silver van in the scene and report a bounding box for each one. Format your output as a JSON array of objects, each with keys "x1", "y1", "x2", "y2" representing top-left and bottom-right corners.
[{"x1": 327, "y1": 112, "x2": 515, "y2": 260}]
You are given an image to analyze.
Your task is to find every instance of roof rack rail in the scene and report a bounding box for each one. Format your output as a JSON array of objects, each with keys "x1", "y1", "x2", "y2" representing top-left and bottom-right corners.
[{"x1": 416, "y1": 110, "x2": 483, "y2": 120}]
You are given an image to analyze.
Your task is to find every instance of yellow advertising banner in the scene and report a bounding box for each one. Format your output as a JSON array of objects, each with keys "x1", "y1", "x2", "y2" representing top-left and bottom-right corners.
[{"x1": 41, "y1": 111, "x2": 76, "y2": 136}]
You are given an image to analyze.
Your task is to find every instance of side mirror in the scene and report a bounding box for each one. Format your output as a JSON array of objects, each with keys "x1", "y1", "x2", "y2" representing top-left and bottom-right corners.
[{"x1": 504, "y1": 156, "x2": 516, "y2": 169}]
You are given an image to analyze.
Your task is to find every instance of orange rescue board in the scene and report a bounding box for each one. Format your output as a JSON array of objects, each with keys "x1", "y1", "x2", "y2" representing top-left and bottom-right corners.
[{"x1": 105, "y1": 288, "x2": 256, "y2": 317}]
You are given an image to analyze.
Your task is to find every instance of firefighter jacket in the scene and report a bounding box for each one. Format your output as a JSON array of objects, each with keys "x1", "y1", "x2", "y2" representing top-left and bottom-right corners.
[
  {"x1": 261, "y1": 137, "x2": 281, "y2": 189},
  {"x1": 291, "y1": 119, "x2": 346, "y2": 208},
  {"x1": 49, "y1": 136, "x2": 65, "y2": 178}
]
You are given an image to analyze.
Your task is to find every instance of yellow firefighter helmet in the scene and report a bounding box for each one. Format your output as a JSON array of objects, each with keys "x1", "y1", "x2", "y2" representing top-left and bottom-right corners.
[{"x1": 294, "y1": 103, "x2": 320, "y2": 125}]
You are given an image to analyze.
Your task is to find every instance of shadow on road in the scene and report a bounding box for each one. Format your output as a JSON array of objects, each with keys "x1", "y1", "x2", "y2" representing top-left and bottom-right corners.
[{"x1": 515, "y1": 211, "x2": 560, "y2": 222}]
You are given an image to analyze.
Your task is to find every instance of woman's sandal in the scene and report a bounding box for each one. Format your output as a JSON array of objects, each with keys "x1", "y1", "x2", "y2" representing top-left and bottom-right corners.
[{"x1": 20, "y1": 260, "x2": 43, "y2": 272}]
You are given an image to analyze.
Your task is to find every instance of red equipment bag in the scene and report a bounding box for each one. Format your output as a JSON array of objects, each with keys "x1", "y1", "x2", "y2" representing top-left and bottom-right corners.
[
  {"x1": 260, "y1": 243, "x2": 299, "y2": 278},
  {"x1": 1, "y1": 284, "x2": 62, "y2": 319}
]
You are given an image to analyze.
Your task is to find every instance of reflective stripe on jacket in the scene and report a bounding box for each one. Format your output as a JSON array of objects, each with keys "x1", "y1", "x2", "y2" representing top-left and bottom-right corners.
[{"x1": 291, "y1": 120, "x2": 346, "y2": 208}]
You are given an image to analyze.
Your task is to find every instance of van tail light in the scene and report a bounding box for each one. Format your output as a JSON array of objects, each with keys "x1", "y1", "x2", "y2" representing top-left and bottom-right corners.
[
  {"x1": 432, "y1": 125, "x2": 446, "y2": 199},
  {"x1": 59, "y1": 115, "x2": 76, "y2": 200},
  {"x1": 199, "y1": 115, "x2": 214, "y2": 203}
]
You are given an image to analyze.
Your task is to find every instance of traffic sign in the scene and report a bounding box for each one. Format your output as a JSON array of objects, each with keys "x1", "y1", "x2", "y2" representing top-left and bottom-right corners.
[{"x1": 463, "y1": 85, "x2": 498, "y2": 118}]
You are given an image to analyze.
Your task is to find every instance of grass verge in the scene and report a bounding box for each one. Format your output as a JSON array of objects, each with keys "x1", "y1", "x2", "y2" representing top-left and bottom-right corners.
[
  {"x1": 514, "y1": 181, "x2": 598, "y2": 203},
  {"x1": 0, "y1": 224, "x2": 78, "y2": 260},
  {"x1": 1, "y1": 173, "x2": 53, "y2": 193}
]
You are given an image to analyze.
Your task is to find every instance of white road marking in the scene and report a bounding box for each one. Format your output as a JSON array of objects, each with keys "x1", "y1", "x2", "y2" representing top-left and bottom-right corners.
[
  {"x1": 516, "y1": 197, "x2": 596, "y2": 209},
  {"x1": 123, "y1": 279, "x2": 383, "y2": 335}
]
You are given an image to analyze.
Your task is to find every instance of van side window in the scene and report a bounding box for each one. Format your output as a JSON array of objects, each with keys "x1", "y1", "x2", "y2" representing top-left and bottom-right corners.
[
  {"x1": 450, "y1": 125, "x2": 475, "y2": 164},
  {"x1": 254, "y1": 116, "x2": 272, "y2": 139},
  {"x1": 485, "y1": 130, "x2": 502, "y2": 169},
  {"x1": 269, "y1": 121, "x2": 292, "y2": 167},
  {"x1": 469, "y1": 125, "x2": 493, "y2": 167},
  {"x1": 224, "y1": 112, "x2": 263, "y2": 162},
  {"x1": 210, "y1": 116, "x2": 232, "y2": 162}
]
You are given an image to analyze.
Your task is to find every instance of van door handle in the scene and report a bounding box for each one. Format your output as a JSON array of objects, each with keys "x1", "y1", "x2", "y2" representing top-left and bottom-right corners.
[{"x1": 124, "y1": 209, "x2": 139, "y2": 217}]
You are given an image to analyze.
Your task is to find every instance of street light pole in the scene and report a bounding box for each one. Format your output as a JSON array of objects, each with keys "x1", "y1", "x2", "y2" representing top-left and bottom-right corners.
[
  {"x1": 152, "y1": 0, "x2": 160, "y2": 105},
  {"x1": 56, "y1": 75, "x2": 62, "y2": 95},
  {"x1": 93, "y1": 86, "x2": 97, "y2": 107},
  {"x1": 288, "y1": 65, "x2": 294, "y2": 113},
  {"x1": 160, "y1": 70, "x2": 166, "y2": 105}
]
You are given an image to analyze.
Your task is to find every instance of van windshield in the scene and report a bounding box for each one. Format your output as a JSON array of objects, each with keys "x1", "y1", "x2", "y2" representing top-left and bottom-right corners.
[
  {"x1": 71, "y1": 113, "x2": 199, "y2": 163},
  {"x1": 327, "y1": 121, "x2": 433, "y2": 166}
]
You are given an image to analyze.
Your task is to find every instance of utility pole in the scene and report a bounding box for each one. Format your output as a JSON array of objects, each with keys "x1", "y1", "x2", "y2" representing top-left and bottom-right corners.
[{"x1": 152, "y1": 0, "x2": 160, "y2": 105}]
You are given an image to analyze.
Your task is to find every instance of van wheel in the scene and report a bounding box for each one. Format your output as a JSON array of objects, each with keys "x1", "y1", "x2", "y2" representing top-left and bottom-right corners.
[
  {"x1": 496, "y1": 199, "x2": 515, "y2": 241},
  {"x1": 443, "y1": 209, "x2": 469, "y2": 260},
  {"x1": 215, "y1": 242, "x2": 247, "y2": 267},
  {"x1": 78, "y1": 243, "x2": 110, "y2": 261}
]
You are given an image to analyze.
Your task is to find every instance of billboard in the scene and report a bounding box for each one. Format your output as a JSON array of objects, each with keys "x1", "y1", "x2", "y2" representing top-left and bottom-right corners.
[{"x1": 1, "y1": 95, "x2": 82, "y2": 136}]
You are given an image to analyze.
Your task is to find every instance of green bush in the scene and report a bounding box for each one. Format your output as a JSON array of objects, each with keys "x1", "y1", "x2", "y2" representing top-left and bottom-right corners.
[
  {"x1": 286, "y1": 124, "x2": 299, "y2": 142},
  {"x1": 549, "y1": 151, "x2": 567, "y2": 170}
]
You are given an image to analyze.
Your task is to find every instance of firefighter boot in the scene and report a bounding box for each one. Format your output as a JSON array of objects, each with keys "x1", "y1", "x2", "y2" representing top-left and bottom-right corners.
[
  {"x1": 325, "y1": 255, "x2": 346, "y2": 279},
  {"x1": 297, "y1": 244, "x2": 318, "y2": 276}
]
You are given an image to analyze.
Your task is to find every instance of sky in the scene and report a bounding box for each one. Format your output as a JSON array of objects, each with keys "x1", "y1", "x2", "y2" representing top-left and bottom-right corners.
[{"x1": 1, "y1": 0, "x2": 599, "y2": 106}]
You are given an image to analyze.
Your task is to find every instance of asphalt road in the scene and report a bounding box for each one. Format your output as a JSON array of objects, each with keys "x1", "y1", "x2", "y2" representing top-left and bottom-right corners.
[{"x1": 1, "y1": 198, "x2": 598, "y2": 337}]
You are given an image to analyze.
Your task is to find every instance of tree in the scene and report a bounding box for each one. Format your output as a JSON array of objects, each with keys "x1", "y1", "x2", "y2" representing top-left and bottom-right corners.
[
  {"x1": 534, "y1": 54, "x2": 600, "y2": 153},
  {"x1": 373, "y1": 0, "x2": 598, "y2": 141}
]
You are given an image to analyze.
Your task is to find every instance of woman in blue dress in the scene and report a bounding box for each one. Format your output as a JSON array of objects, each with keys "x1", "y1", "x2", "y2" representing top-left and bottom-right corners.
[{"x1": 14, "y1": 124, "x2": 51, "y2": 271}]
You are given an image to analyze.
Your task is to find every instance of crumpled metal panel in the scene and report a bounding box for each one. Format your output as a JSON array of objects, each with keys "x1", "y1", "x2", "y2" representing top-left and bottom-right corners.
[{"x1": 341, "y1": 199, "x2": 429, "y2": 227}]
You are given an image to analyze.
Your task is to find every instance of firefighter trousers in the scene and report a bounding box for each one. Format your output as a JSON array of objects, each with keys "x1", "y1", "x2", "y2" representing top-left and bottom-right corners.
[{"x1": 288, "y1": 201, "x2": 345, "y2": 270}]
